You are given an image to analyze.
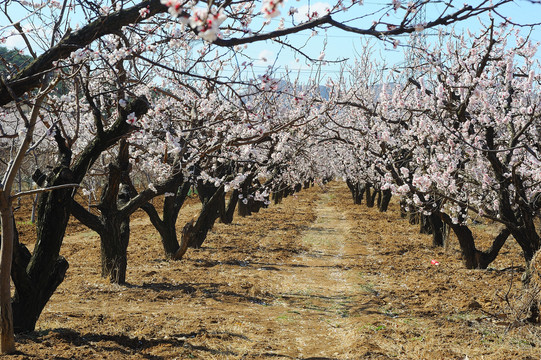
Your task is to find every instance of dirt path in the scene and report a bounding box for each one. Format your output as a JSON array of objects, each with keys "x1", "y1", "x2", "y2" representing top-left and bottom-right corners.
[
  {"x1": 11, "y1": 182, "x2": 541, "y2": 359},
  {"x1": 253, "y1": 189, "x2": 359, "y2": 358}
]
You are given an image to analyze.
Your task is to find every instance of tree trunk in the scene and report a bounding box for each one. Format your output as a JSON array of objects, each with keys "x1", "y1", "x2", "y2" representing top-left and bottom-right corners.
[
  {"x1": 408, "y1": 210, "x2": 419, "y2": 225},
  {"x1": 160, "y1": 224, "x2": 180, "y2": 258},
  {"x1": 185, "y1": 205, "x2": 219, "y2": 249},
  {"x1": 399, "y1": 199, "x2": 408, "y2": 218},
  {"x1": 378, "y1": 189, "x2": 391, "y2": 212},
  {"x1": 0, "y1": 196, "x2": 15, "y2": 353},
  {"x1": 273, "y1": 189, "x2": 284, "y2": 205},
  {"x1": 172, "y1": 220, "x2": 194, "y2": 260},
  {"x1": 419, "y1": 214, "x2": 432, "y2": 234},
  {"x1": 238, "y1": 175, "x2": 254, "y2": 218},
  {"x1": 365, "y1": 184, "x2": 376, "y2": 208},
  {"x1": 441, "y1": 213, "x2": 510, "y2": 269},
  {"x1": 283, "y1": 187, "x2": 292, "y2": 199},
  {"x1": 220, "y1": 189, "x2": 239, "y2": 224},
  {"x1": 355, "y1": 183, "x2": 365, "y2": 205},
  {"x1": 346, "y1": 180, "x2": 356, "y2": 202},
  {"x1": 250, "y1": 198, "x2": 264, "y2": 213},
  {"x1": 186, "y1": 184, "x2": 224, "y2": 249},
  {"x1": 142, "y1": 181, "x2": 191, "y2": 258},
  {"x1": 100, "y1": 215, "x2": 130, "y2": 284},
  {"x1": 429, "y1": 212, "x2": 449, "y2": 247},
  {"x1": 508, "y1": 224, "x2": 540, "y2": 265},
  {"x1": 11, "y1": 248, "x2": 68, "y2": 333},
  {"x1": 12, "y1": 168, "x2": 72, "y2": 333},
  {"x1": 238, "y1": 198, "x2": 251, "y2": 217}
]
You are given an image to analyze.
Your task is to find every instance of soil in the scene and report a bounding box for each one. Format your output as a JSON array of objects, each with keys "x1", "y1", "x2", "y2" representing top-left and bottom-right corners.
[{"x1": 7, "y1": 182, "x2": 541, "y2": 359}]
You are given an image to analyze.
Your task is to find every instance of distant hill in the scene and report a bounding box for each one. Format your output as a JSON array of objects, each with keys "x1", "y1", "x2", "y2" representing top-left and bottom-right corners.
[
  {"x1": 0, "y1": 46, "x2": 32, "y2": 77},
  {"x1": 0, "y1": 46, "x2": 70, "y2": 95}
]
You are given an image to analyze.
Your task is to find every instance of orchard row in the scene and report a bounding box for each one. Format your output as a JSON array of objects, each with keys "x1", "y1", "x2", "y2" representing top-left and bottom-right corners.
[{"x1": 0, "y1": 0, "x2": 537, "y2": 353}]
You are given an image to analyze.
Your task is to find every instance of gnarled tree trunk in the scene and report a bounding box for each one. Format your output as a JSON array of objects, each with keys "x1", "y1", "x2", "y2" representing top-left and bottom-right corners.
[
  {"x1": 220, "y1": 189, "x2": 239, "y2": 224},
  {"x1": 238, "y1": 174, "x2": 254, "y2": 217},
  {"x1": 378, "y1": 189, "x2": 392, "y2": 212},
  {"x1": 11, "y1": 167, "x2": 72, "y2": 333},
  {"x1": 441, "y1": 213, "x2": 510, "y2": 269},
  {"x1": 185, "y1": 183, "x2": 224, "y2": 249},
  {"x1": 142, "y1": 181, "x2": 191, "y2": 258},
  {"x1": 100, "y1": 213, "x2": 130, "y2": 284}
]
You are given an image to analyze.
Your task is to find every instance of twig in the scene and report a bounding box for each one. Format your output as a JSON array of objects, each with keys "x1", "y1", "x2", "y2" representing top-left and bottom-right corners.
[{"x1": 11, "y1": 183, "x2": 80, "y2": 199}]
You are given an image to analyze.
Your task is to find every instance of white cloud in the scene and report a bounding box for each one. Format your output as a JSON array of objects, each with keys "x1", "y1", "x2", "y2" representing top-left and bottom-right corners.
[
  {"x1": 258, "y1": 49, "x2": 274, "y2": 64},
  {"x1": 4, "y1": 34, "x2": 25, "y2": 50},
  {"x1": 292, "y1": 2, "x2": 331, "y2": 23}
]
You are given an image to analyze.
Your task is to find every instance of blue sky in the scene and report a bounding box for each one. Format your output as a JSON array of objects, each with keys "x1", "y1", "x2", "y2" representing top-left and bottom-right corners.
[
  {"x1": 239, "y1": 0, "x2": 541, "y2": 82},
  {"x1": 2, "y1": 0, "x2": 540, "y2": 84}
]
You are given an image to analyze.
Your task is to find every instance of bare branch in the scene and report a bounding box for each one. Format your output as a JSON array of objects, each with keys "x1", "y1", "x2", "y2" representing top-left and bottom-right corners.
[{"x1": 11, "y1": 184, "x2": 80, "y2": 199}]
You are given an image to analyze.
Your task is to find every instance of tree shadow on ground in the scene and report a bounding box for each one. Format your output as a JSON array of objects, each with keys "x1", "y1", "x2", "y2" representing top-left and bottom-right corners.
[
  {"x1": 123, "y1": 280, "x2": 273, "y2": 306},
  {"x1": 16, "y1": 328, "x2": 242, "y2": 359}
]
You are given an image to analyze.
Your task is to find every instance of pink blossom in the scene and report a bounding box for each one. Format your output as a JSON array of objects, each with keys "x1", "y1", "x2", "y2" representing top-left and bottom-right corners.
[
  {"x1": 126, "y1": 112, "x2": 137, "y2": 125},
  {"x1": 261, "y1": 0, "x2": 284, "y2": 19}
]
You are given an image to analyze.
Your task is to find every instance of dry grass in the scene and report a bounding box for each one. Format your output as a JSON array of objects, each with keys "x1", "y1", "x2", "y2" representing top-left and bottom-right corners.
[{"x1": 7, "y1": 182, "x2": 541, "y2": 359}]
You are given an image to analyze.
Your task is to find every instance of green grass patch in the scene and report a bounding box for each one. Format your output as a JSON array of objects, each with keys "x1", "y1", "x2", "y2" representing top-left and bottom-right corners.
[
  {"x1": 359, "y1": 283, "x2": 377, "y2": 294},
  {"x1": 16, "y1": 220, "x2": 35, "y2": 226},
  {"x1": 363, "y1": 323, "x2": 386, "y2": 332}
]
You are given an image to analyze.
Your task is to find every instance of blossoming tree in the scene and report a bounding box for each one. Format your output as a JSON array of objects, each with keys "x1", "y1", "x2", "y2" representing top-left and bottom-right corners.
[{"x1": 0, "y1": 0, "x2": 521, "y2": 353}]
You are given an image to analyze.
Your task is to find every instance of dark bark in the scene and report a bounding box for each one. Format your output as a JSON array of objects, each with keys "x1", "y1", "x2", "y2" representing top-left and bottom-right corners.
[
  {"x1": 441, "y1": 213, "x2": 511, "y2": 269},
  {"x1": 250, "y1": 198, "x2": 265, "y2": 213},
  {"x1": 11, "y1": 164, "x2": 73, "y2": 333},
  {"x1": 273, "y1": 189, "x2": 284, "y2": 205},
  {"x1": 419, "y1": 214, "x2": 432, "y2": 235},
  {"x1": 248, "y1": 179, "x2": 266, "y2": 214},
  {"x1": 220, "y1": 189, "x2": 239, "y2": 224},
  {"x1": 429, "y1": 212, "x2": 449, "y2": 247},
  {"x1": 100, "y1": 211, "x2": 130, "y2": 284},
  {"x1": 356, "y1": 183, "x2": 366, "y2": 205},
  {"x1": 378, "y1": 189, "x2": 392, "y2": 212},
  {"x1": 70, "y1": 141, "x2": 131, "y2": 284},
  {"x1": 399, "y1": 199, "x2": 408, "y2": 218},
  {"x1": 238, "y1": 175, "x2": 254, "y2": 217},
  {"x1": 98, "y1": 145, "x2": 131, "y2": 284},
  {"x1": 347, "y1": 180, "x2": 365, "y2": 205},
  {"x1": 510, "y1": 226, "x2": 541, "y2": 264},
  {"x1": 365, "y1": 184, "x2": 372, "y2": 207},
  {"x1": 484, "y1": 126, "x2": 540, "y2": 263},
  {"x1": 71, "y1": 140, "x2": 182, "y2": 283},
  {"x1": 376, "y1": 190, "x2": 382, "y2": 208},
  {"x1": 408, "y1": 210, "x2": 420, "y2": 225},
  {"x1": 365, "y1": 184, "x2": 377, "y2": 208},
  {"x1": 142, "y1": 181, "x2": 191, "y2": 258},
  {"x1": 283, "y1": 187, "x2": 292, "y2": 199},
  {"x1": 346, "y1": 180, "x2": 355, "y2": 201},
  {"x1": 8, "y1": 215, "x2": 68, "y2": 334},
  {"x1": 185, "y1": 183, "x2": 224, "y2": 249}
]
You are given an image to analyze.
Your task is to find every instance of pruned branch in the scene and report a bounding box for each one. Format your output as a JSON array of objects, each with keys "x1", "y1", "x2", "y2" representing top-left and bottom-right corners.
[{"x1": 11, "y1": 184, "x2": 80, "y2": 199}]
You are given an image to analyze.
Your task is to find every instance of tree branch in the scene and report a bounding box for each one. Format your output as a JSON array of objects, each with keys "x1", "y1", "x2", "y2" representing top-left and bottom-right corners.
[
  {"x1": 0, "y1": 0, "x2": 167, "y2": 105},
  {"x1": 11, "y1": 184, "x2": 80, "y2": 199}
]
